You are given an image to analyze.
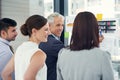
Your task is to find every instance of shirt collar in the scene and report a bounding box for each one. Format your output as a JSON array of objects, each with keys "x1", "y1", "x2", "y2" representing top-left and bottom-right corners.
[
  {"x1": 0, "y1": 37, "x2": 10, "y2": 45},
  {"x1": 51, "y1": 34, "x2": 60, "y2": 40}
]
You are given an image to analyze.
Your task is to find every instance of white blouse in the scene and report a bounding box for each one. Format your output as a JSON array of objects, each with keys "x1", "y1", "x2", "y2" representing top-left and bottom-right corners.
[{"x1": 15, "y1": 41, "x2": 47, "y2": 80}]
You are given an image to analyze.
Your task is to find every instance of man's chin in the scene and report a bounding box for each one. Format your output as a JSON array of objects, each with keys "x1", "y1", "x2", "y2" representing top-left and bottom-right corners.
[
  {"x1": 58, "y1": 35, "x2": 61, "y2": 37},
  {"x1": 44, "y1": 39, "x2": 47, "y2": 42},
  {"x1": 11, "y1": 38, "x2": 16, "y2": 41}
]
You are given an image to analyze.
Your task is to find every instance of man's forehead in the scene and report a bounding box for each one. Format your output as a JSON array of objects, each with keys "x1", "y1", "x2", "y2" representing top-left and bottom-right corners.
[{"x1": 8, "y1": 26, "x2": 17, "y2": 30}]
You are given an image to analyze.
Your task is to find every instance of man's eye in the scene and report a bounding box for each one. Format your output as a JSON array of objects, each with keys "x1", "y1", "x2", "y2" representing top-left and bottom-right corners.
[{"x1": 56, "y1": 24, "x2": 60, "y2": 26}]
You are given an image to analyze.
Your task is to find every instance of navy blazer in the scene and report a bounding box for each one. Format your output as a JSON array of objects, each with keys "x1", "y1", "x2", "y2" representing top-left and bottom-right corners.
[{"x1": 39, "y1": 35, "x2": 64, "y2": 80}]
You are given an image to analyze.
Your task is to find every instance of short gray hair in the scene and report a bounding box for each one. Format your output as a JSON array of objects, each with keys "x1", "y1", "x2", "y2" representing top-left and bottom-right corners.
[{"x1": 47, "y1": 12, "x2": 64, "y2": 23}]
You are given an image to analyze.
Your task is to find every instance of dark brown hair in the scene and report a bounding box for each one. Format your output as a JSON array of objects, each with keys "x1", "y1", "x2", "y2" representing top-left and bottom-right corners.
[
  {"x1": 0, "y1": 18, "x2": 17, "y2": 32},
  {"x1": 70, "y1": 11, "x2": 99, "y2": 50},
  {"x1": 20, "y1": 15, "x2": 47, "y2": 37}
]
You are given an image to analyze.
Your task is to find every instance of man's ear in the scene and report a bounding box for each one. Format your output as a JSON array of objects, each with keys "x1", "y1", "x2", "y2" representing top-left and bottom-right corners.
[
  {"x1": 49, "y1": 23, "x2": 51, "y2": 27},
  {"x1": 49, "y1": 23, "x2": 53, "y2": 28},
  {"x1": 1, "y1": 30, "x2": 7, "y2": 38}
]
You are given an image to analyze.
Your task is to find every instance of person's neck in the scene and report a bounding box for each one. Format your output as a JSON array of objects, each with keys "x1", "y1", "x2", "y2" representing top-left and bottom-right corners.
[
  {"x1": 29, "y1": 38, "x2": 39, "y2": 44},
  {"x1": 0, "y1": 37, "x2": 10, "y2": 42}
]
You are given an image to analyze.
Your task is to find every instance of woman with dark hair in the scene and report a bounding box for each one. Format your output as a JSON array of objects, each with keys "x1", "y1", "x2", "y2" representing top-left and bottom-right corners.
[
  {"x1": 2, "y1": 15, "x2": 50, "y2": 80},
  {"x1": 57, "y1": 11, "x2": 114, "y2": 80}
]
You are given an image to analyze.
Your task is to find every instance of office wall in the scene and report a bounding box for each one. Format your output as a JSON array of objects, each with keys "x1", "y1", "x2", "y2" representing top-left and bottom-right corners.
[
  {"x1": 29, "y1": 0, "x2": 44, "y2": 16},
  {"x1": 1, "y1": 0, "x2": 44, "y2": 50}
]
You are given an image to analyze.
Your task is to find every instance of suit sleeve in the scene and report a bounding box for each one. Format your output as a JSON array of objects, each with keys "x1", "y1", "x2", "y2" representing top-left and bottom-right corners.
[
  {"x1": 39, "y1": 40, "x2": 64, "y2": 58},
  {"x1": 51, "y1": 40, "x2": 64, "y2": 57}
]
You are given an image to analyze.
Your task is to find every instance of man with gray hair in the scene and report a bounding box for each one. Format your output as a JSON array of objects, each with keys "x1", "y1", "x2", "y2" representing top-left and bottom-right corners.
[{"x1": 39, "y1": 12, "x2": 64, "y2": 80}]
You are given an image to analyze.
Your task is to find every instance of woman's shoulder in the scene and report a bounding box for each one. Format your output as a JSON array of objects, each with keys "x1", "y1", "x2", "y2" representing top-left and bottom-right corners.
[
  {"x1": 59, "y1": 47, "x2": 70, "y2": 52},
  {"x1": 58, "y1": 47, "x2": 111, "y2": 56},
  {"x1": 92, "y1": 47, "x2": 111, "y2": 57},
  {"x1": 33, "y1": 49, "x2": 46, "y2": 59},
  {"x1": 93, "y1": 47, "x2": 110, "y2": 53},
  {"x1": 58, "y1": 48, "x2": 70, "y2": 56}
]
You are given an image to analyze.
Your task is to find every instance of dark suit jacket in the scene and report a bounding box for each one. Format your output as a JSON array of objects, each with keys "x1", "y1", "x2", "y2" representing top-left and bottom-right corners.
[{"x1": 39, "y1": 35, "x2": 64, "y2": 80}]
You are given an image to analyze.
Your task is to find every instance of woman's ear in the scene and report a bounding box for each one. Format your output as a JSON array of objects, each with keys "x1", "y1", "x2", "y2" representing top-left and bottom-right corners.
[
  {"x1": 32, "y1": 28, "x2": 36, "y2": 32},
  {"x1": 32, "y1": 28, "x2": 37, "y2": 35}
]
